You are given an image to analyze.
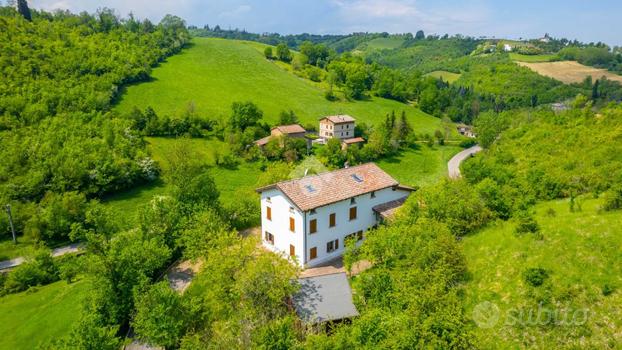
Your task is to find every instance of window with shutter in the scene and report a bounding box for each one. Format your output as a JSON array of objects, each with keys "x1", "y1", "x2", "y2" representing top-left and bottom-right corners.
[
  {"x1": 349, "y1": 206, "x2": 357, "y2": 220},
  {"x1": 290, "y1": 244, "x2": 295, "y2": 257},
  {"x1": 266, "y1": 207, "x2": 271, "y2": 220},
  {"x1": 310, "y1": 219, "x2": 317, "y2": 234},
  {"x1": 289, "y1": 217, "x2": 295, "y2": 232},
  {"x1": 310, "y1": 247, "x2": 317, "y2": 260},
  {"x1": 329, "y1": 213, "x2": 336, "y2": 227}
]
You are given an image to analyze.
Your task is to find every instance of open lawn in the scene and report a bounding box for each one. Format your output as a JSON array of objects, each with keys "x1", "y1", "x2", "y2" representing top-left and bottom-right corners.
[
  {"x1": 0, "y1": 278, "x2": 89, "y2": 349},
  {"x1": 424, "y1": 70, "x2": 461, "y2": 83},
  {"x1": 376, "y1": 144, "x2": 462, "y2": 187},
  {"x1": 509, "y1": 53, "x2": 556, "y2": 62},
  {"x1": 103, "y1": 137, "x2": 462, "y2": 226},
  {"x1": 115, "y1": 38, "x2": 441, "y2": 135},
  {"x1": 103, "y1": 136, "x2": 262, "y2": 226},
  {"x1": 463, "y1": 198, "x2": 622, "y2": 348},
  {"x1": 363, "y1": 37, "x2": 405, "y2": 50},
  {"x1": 517, "y1": 60, "x2": 622, "y2": 84}
]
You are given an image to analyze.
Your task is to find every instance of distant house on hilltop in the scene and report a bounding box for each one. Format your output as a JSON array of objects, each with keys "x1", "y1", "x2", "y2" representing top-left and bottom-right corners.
[
  {"x1": 457, "y1": 124, "x2": 476, "y2": 138},
  {"x1": 319, "y1": 115, "x2": 356, "y2": 140},
  {"x1": 255, "y1": 124, "x2": 308, "y2": 147},
  {"x1": 256, "y1": 163, "x2": 413, "y2": 268},
  {"x1": 318, "y1": 114, "x2": 365, "y2": 148}
]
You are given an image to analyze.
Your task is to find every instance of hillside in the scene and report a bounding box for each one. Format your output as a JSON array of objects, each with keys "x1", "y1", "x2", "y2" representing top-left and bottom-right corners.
[
  {"x1": 517, "y1": 60, "x2": 622, "y2": 84},
  {"x1": 463, "y1": 197, "x2": 622, "y2": 348},
  {"x1": 116, "y1": 37, "x2": 441, "y2": 134}
]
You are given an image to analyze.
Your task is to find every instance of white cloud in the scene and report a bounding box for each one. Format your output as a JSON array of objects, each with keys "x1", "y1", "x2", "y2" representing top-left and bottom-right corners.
[
  {"x1": 331, "y1": 0, "x2": 419, "y2": 19},
  {"x1": 218, "y1": 4, "x2": 251, "y2": 19}
]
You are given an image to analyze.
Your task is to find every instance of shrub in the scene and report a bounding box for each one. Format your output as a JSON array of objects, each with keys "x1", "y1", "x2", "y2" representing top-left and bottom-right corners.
[
  {"x1": 602, "y1": 284, "x2": 616, "y2": 296},
  {"x1": 459, "y1": 139, "x2": 477, "y2": 148},
  {"x1": 3, "y1": 249, "x2": 58, "y2": 293},
  {"x1": 523, "y1": 267, "x2": 549, "y2": 287},
  {"x1": 602, "y1": 185, "x2": 622, "y2": 211},
  {"x1": 514, "y1": 210, "x2": 540, "y2": 235}
]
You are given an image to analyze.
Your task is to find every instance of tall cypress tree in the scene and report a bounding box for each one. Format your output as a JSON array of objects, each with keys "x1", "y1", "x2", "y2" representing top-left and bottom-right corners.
[{"x1": 17, "y1": 0, "x2": 32, "y2": 21}]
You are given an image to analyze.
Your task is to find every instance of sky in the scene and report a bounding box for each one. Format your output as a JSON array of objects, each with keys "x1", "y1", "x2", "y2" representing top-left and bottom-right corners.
[{"x1": 27, "y1": 0, "x2": 622, "y2": 46}]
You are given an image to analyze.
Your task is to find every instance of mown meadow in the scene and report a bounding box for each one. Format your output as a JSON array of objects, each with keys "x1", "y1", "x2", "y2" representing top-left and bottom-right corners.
[{"x1": 115, "y1": 37, "x2": 442, "y2": 134}]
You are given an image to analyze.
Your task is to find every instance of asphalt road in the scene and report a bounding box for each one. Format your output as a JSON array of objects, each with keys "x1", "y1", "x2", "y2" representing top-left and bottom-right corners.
[
  {"x1": 448, "y1": 145, "x2": 482, "y2": 179},
  {"x1": 0, "y1": 243, "x2": 83, "y2": 270}
]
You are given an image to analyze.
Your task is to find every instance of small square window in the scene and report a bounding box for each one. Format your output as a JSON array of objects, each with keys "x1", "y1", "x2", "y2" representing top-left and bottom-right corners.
[
  {"x1": 289, "y1": 206, "x2": 295, "y2": 213},
  {"x1": 350, "y1": 197, "x2": 356, "y2": 205},
  {"x1": 370, "y1": 191, "x2": 376, "y2": 198},
  {"x1": 310, "y1": 209, "x2": 316, "y2": 215},
  {"x1": 266, "y1": 197, "x2": 271, "y2": 203}
]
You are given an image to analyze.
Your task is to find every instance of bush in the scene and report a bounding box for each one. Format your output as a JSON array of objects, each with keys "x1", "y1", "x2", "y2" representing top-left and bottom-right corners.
[
  {"x1": 514, "y1": 210, "x2": 540, "y2": 235},
  {"x1": 3, "y1": 249, "x2": 59, "y2": 293},
  {"x1": 523, "y1": 267, "x2": 549, "y2": 287},
  {"x1": 459, "y1": 138, "x2": 477, "y2": 148},
  {"x1": 602, "y1": 185, "x2": 622, "y2": 211},
  {"x1": 602, "y1": 284, "x2": 616, "y2": 296}
]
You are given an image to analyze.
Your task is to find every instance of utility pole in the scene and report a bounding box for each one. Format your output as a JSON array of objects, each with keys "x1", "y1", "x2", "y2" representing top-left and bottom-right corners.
[{"x1": 5, "y1": 204, "x2": 16, "y2": 244}]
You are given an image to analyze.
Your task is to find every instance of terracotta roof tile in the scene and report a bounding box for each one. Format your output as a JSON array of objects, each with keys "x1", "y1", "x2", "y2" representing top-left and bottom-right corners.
[
  {"x1": 372, "y1": 197, "x2": 409, "y2": 219},
  {"x1": 273, "y1": 124, "x2": 306, "y2": 134},
  {"x1": 320, "y1": 115, "x2": 356, "y2": 124},
  {"x1": 342, "y1": 137, "x2": 366, "y2": 144},
  {"x1": 256, "y1": 163, "x2": 408, "y2": 211}
]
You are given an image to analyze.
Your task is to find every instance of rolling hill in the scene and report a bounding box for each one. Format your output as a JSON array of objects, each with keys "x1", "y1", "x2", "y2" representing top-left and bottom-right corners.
[{"x1": 116, "y1": 37, "x2": 442, "y2": 134}]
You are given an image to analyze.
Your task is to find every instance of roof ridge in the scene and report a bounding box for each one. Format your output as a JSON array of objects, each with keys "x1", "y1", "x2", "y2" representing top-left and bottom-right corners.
[{"x1": 273, "y1": 162, "x2": 384, "y2": 187}]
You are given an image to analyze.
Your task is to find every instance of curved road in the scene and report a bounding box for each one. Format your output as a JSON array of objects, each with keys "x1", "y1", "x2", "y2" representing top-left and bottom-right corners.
[{"x1": 448, "y1": 145, "x2": 482, "y2": 179}]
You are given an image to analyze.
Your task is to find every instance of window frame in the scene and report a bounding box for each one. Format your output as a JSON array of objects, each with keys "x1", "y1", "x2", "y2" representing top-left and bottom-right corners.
[
  {"x1": 329, "y1": 213, "x2": 336, "y2": 227},
  {"x1": 310, "y1": 247, "x2": 317, "y2": 260},
  {"x1": 289, "y1": 217, "x2": 295, "y2": 232},
  {"x1": 309, "y1": 219, "x2": 317, "y2": 234},
  {"x1": 349, "y1": 206, "x2": 357, "y2": 221},
  {"x1": 266, "y1": 206, "x2": 272, "y2": 221}
]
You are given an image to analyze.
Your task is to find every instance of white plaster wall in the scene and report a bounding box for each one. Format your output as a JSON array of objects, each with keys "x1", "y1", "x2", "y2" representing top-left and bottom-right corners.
[
  {"x1": 303, "y1": 187, "x2": 410, "y2": 267},
  {"x1": 260, "y1": 189, "x2": 305, "y2": 265}
]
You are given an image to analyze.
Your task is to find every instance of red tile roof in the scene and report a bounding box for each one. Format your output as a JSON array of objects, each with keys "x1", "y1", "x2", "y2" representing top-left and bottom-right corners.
[
  {"x1": 342, "y1": 137, "x2": 366, "y2": 144},
  {"x1": 372, "y1": 197, "x2": 409, "y2": 219},
  {"x1": 273, "y1": 124, "x2": 306, "y2": 134},
  {"x1": 256, "y1": 163, "x2": 412, "y2": 211},
  {"x1": 255, "y1": 136, "x2": 272, "y2": 146},
  {"x1": 320, "y1": 115, "x2": 356, "y2": 124}
]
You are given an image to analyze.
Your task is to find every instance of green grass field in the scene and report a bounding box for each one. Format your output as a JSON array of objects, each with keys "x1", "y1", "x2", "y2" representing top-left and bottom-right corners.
[
  {"x1": 463, "y1": 198, "x2": 622, "y2": 348},
  {"x1": 363, "y1": 37, "x2": 405, "y2": 50},
  {"x1": 376, "y1": 144, "x2": 461, "y2": 187},
  {"x1": 115, "y1": 38, "x2": 441, "y2": 135},
  {"x1": 0, "y1": 278, "x2": 89, "y2": 349},
  {"x1": 102, "y1": 136, "x2": 262, "y2": 226},
  {"x1": 424, "y1": 70, "x2": 462, "y2": 83},
  {"x1": 509, "y1": 52, "x2": 557, "y2": 62},
  {"x1": 103, "y1": 137, "x2": 461, "y2": 226}
]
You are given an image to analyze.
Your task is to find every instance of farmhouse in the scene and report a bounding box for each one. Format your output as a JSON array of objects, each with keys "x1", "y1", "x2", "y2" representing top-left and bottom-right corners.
[
  {"x1": 256, "y1": 163, "x2": 413, "y2": 268},
  {"x1": 457, "y1": 124, "x2": 476, "y2": 138},
  {"x1": 319, "y1": 115, "x2": 356, "y2": 140},
  {"x1": 255, "y1": 124, "x2": 308, "y2": 147}
]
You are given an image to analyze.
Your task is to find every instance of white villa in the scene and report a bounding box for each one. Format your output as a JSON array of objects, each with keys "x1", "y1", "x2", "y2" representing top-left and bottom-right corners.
[{"x1": 256, "y1": 163, "x2": 414, "y2": 268}]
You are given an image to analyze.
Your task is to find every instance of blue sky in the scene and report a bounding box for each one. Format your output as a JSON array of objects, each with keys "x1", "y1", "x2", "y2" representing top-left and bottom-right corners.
[{"x1": 29, "y1": 0, "x2": 622, "y2": 46}]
